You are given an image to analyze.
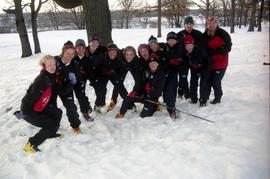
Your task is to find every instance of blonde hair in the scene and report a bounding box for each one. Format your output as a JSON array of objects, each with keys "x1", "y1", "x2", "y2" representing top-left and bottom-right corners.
[
  {"x1": 123, "y1": 46, "x2": 137, "y2": 56},
  {"x1": 39, "y1": 55, "x2": 55, "y2": 66}
]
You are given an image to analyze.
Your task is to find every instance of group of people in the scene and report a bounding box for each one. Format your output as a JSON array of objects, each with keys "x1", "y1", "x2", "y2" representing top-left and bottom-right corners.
[{"x1": 16, "y1": 16, "x2": 232, "y2": 153}]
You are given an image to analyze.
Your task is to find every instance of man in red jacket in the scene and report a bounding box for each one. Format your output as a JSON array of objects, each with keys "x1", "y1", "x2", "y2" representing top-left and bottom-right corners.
[{"x1": 203, "y1": 16, "x2": 232, "y2": 104}]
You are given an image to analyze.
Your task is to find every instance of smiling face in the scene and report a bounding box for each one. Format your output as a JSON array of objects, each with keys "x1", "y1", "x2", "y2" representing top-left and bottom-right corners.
[
  {"x1": 62, "y1": 48, "x2": 75, "y2": 64},
  {"x1": 208, "y1": 20, "x2": 218, "y2": 32},
  {"x1": 149, "y1": 43, "x2": 159, "y2": 52},
  {"x1": 89, "y1": 40, "x2": 99, "y2": 52},
  {"x1": 167, "y1": 39, "x2": 177, "y2": 47},
  {"x1": 76, "y1": 45, "x2": 86, "y2": 57},
  {"x1": 44, "y1": 58, "x2": 56, "y2": 74},
  {"x1": 139, "y1": 48, "x2": 149, "y2": 60},
  {"x1": 149, "y1": 61, "x2": 159, "y2": 72},
  {"x1": 108, "y1": 50, "x2": 117, "y2": 60},
  {"x1": 185, "y1": 43, "x2": 194, "y2": 53},
  {"x1": 125, "y1": 50, "x2": 135, "y2": 62}
]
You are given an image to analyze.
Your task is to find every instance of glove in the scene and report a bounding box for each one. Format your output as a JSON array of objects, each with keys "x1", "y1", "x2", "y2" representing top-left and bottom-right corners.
[
  {"x1": 13, "y1": 111, "x2": 25, "y2": 119},
  {"x1": 128, "y1": 91, "x2": 137, "y2": 98},
  {"x1": 145, "y1": 83, "x2": 151, "y2": 94},
  {"x1": 169, "y1": 58, "x2": 182, "y2": 65},
  {"x1": 68, "y1": 72, "x2": 77, "y2": 85}
]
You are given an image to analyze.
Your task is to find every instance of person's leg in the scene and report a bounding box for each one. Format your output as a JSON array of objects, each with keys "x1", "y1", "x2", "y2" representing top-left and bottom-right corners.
[
  {"x1": 140, "y1": 100, "x2": 158, "y2": 118},
  {"x1": 60, "y1": 94, "x2": 81, "y2": 128},
  {"x1": 211, "y1": 68, "x2": 226, "y2": 104},
  {"x1": 189, "y1": 71, "x2": 199, "y2": 103}
]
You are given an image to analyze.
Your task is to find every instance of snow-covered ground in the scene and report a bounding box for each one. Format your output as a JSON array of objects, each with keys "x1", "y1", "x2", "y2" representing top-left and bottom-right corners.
[{"x1": 0, "y1": 25, "x2": 269, "y2": 179}]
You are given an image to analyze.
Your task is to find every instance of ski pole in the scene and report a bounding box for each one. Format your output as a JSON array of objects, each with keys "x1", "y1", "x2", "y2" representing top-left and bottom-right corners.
[{"x1": 145, "y1": 99, "x2": 215, "y2": 123}]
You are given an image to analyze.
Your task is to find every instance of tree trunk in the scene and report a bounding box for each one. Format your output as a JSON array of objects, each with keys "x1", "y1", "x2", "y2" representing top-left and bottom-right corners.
[
  {"x1": 157, "y1": 0, "x2": 161, "y2": 37},
  {"x1": 54, "y1": 0, "x2": 112, "y2": 45},
  {"x1": 82, "y1": 0, "x2": 112, "y2": 45},
  {"x1": 238, "y1": 0, "x2": 244, "y2": 28},
  {"x1": 257, "y1": 0, "x2": 264, "y2": 31},
  {"x1": 230, "y1": 0, "x2": 235, "y2": 33},
  {"x1": 205, "y1": 0, "x2": 210, "y2": 30},
  {"x1": 125, "y1": 14, "x2": 129, "y2": 29},
  {"x1": 248, "y1": 0, "x2": 257, "y2": 31},
  {"x1": 31, "y1": 0, "x2": 41, "y2": 54},
  {"x1": 120, "y1": 14, "x2": 124, "y2": 29},
  {"x1": 14, "y1": 0, "x2": 32, "y2": 58}
]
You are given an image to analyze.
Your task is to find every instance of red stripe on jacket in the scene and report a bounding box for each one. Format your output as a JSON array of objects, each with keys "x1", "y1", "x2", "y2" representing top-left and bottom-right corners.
[{"x1": 33, "y1": 86, "x2": 52, "y2": 112}]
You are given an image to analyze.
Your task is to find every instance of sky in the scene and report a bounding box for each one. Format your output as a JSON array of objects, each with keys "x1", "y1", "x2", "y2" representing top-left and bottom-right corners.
[{"x1": 0, "y1": 0, "x2": 157, "y2": 14}]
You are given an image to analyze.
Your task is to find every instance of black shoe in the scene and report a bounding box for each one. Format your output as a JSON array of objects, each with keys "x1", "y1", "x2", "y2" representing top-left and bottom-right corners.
[
  {"x1": 210, "y1": 98, "x2": 221, "y2": 104},
  {"x1": 88, "y1": 106, "x2": 93, "y2": 114},
  {"x1": 199, "y1": 99, "x2": 207, "y2": 107},
  {"x1": 177, "y1": 88, "x2": 184, "y2": 98},
  {"x1": 82, "y1": 112, "x2": 94, "y2": 121},
  {"x1": 199, "y1": 102, "x2": 207, "y2": 107},
  {"x1": 190, "y1": 99, "x2": 198, "y2": 104},
  {"x1": 184, "y1": 94, "x2": 190, "y2": 99}
]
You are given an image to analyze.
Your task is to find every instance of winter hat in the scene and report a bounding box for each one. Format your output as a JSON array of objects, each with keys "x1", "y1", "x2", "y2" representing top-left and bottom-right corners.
[
  {"x1": 148, "y1": 35, "x2": 158, "y2": 45},
  {"x1": 138, "y1": 43, "x2": 149, "y2": 52},
  {"x1": 184, "y1": 16, "x2": 194, "y2": 25},
  {"x1": 149, "y1": 53, "x2": 159, "y2": 62},
  {"x1": 90, "y1": 34, "x2": 99, "y2": 42},
  {"x1": 107, "y1": 43, "x2": 119, "y2": 51},
  {"x1": 183, "y1": 35, "x2": 194, "y2": 45},
  {"x1": 166, "y1": 31, "x2": 178, "y2": 41},
  {"x1": 62, "y1": 40, "x2": 74, "y2": 51},
  {"x1": 149, "y1": 53, "x2": 159, "y2": 64},
  {"x1": 75, "y1": 39, "x2": 86, "y2": 47}
]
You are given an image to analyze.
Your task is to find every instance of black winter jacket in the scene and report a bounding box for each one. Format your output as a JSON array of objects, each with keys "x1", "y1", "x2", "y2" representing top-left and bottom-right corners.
[
  {"x1": 184, "y1": 46, "x2": 211, "y2": 77},
  {"x1": 142, "y1": 68, "x2": 166, "y2": 100},
  {"x1": 21, "y1": 70, "x2": 57, "y2": 115}
]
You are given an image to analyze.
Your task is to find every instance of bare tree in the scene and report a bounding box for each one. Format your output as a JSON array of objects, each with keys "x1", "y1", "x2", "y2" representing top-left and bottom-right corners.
[
  {"x1": 163, "y1": 0, "x2": 191, "y2": 28},
  {"x1": 3, "y1": 0, "x2": 32, "y2": 58},
  {"x1": 47, "y1": 0, "x2": 62, "y2": 30},
  {"x1": 247, "y1": 0, "x2": 257, "y2": 31},
  {"x1": 257, "y1": 0, "x2": 265, "y2": 31},
  {"x1": 157, "y1": 0, "x2": 162, "y2": 37},
  {"x1": 193, "y1": 0, "x2": 217, "y2": 29},
  {"x1": 117, "y1": 0, "x2": 142, "y2": 29},
  {"x1": 230, "y1": 0, "x2": 236, "y2": 33},
  {"x1": 30, "y1": 0, "x2": 48, "y2": 54},
  {"x1": 69, "y1": 6, "x2": 85, "y2": 30}
]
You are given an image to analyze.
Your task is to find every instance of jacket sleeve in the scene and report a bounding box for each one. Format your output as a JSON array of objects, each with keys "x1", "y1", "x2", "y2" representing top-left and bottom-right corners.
[
  {"x1": 132, "y1": 58, "x2": 143, "y2": 92},
  {"x1": 214, "y1": 28, "x2": 232, "y2": 54}
]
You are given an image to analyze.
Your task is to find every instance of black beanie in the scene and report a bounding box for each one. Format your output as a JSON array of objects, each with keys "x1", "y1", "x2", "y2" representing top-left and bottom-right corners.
[
  {"x1": 62, "y1": 40, "x2": 74, "y2": 51},
  {"x1": 107, "y1": 43, "x2": 119, "y2": 51},
  {"x1": 166, "y1": 32, "x2": 178, "y2": 41},
  {"x1": 148, "y1": 35, "x2": 158, "y2": 45}
]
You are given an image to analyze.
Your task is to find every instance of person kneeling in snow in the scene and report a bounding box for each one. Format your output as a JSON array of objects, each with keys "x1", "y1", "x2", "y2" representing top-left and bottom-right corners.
[
  {"x1": 115, "y1": 55, "x2": 166, "y2": 118},
  {"x1": 19, "y1": 55, "x2": 63, "y2": 153}
]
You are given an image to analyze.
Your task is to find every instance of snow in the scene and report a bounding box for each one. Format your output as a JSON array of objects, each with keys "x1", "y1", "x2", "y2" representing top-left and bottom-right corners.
[{"x1": 0, "y1": 25, "x2": 269, "y2": 179}]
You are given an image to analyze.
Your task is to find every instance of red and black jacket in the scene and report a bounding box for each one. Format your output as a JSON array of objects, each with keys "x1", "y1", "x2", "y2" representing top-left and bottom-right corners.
[
  {"x1": 141, "y1": 68, "x2": 166, "y2": 100},
  {"x1": 184, "y1": 46, "x2": 212, "y2": 76},
  {"x1": 21, "y1": 70, "x2": 57, "y2": 115},
  {"x1": 203, "y1": 27, "x2": 232, "y2": 70}
]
